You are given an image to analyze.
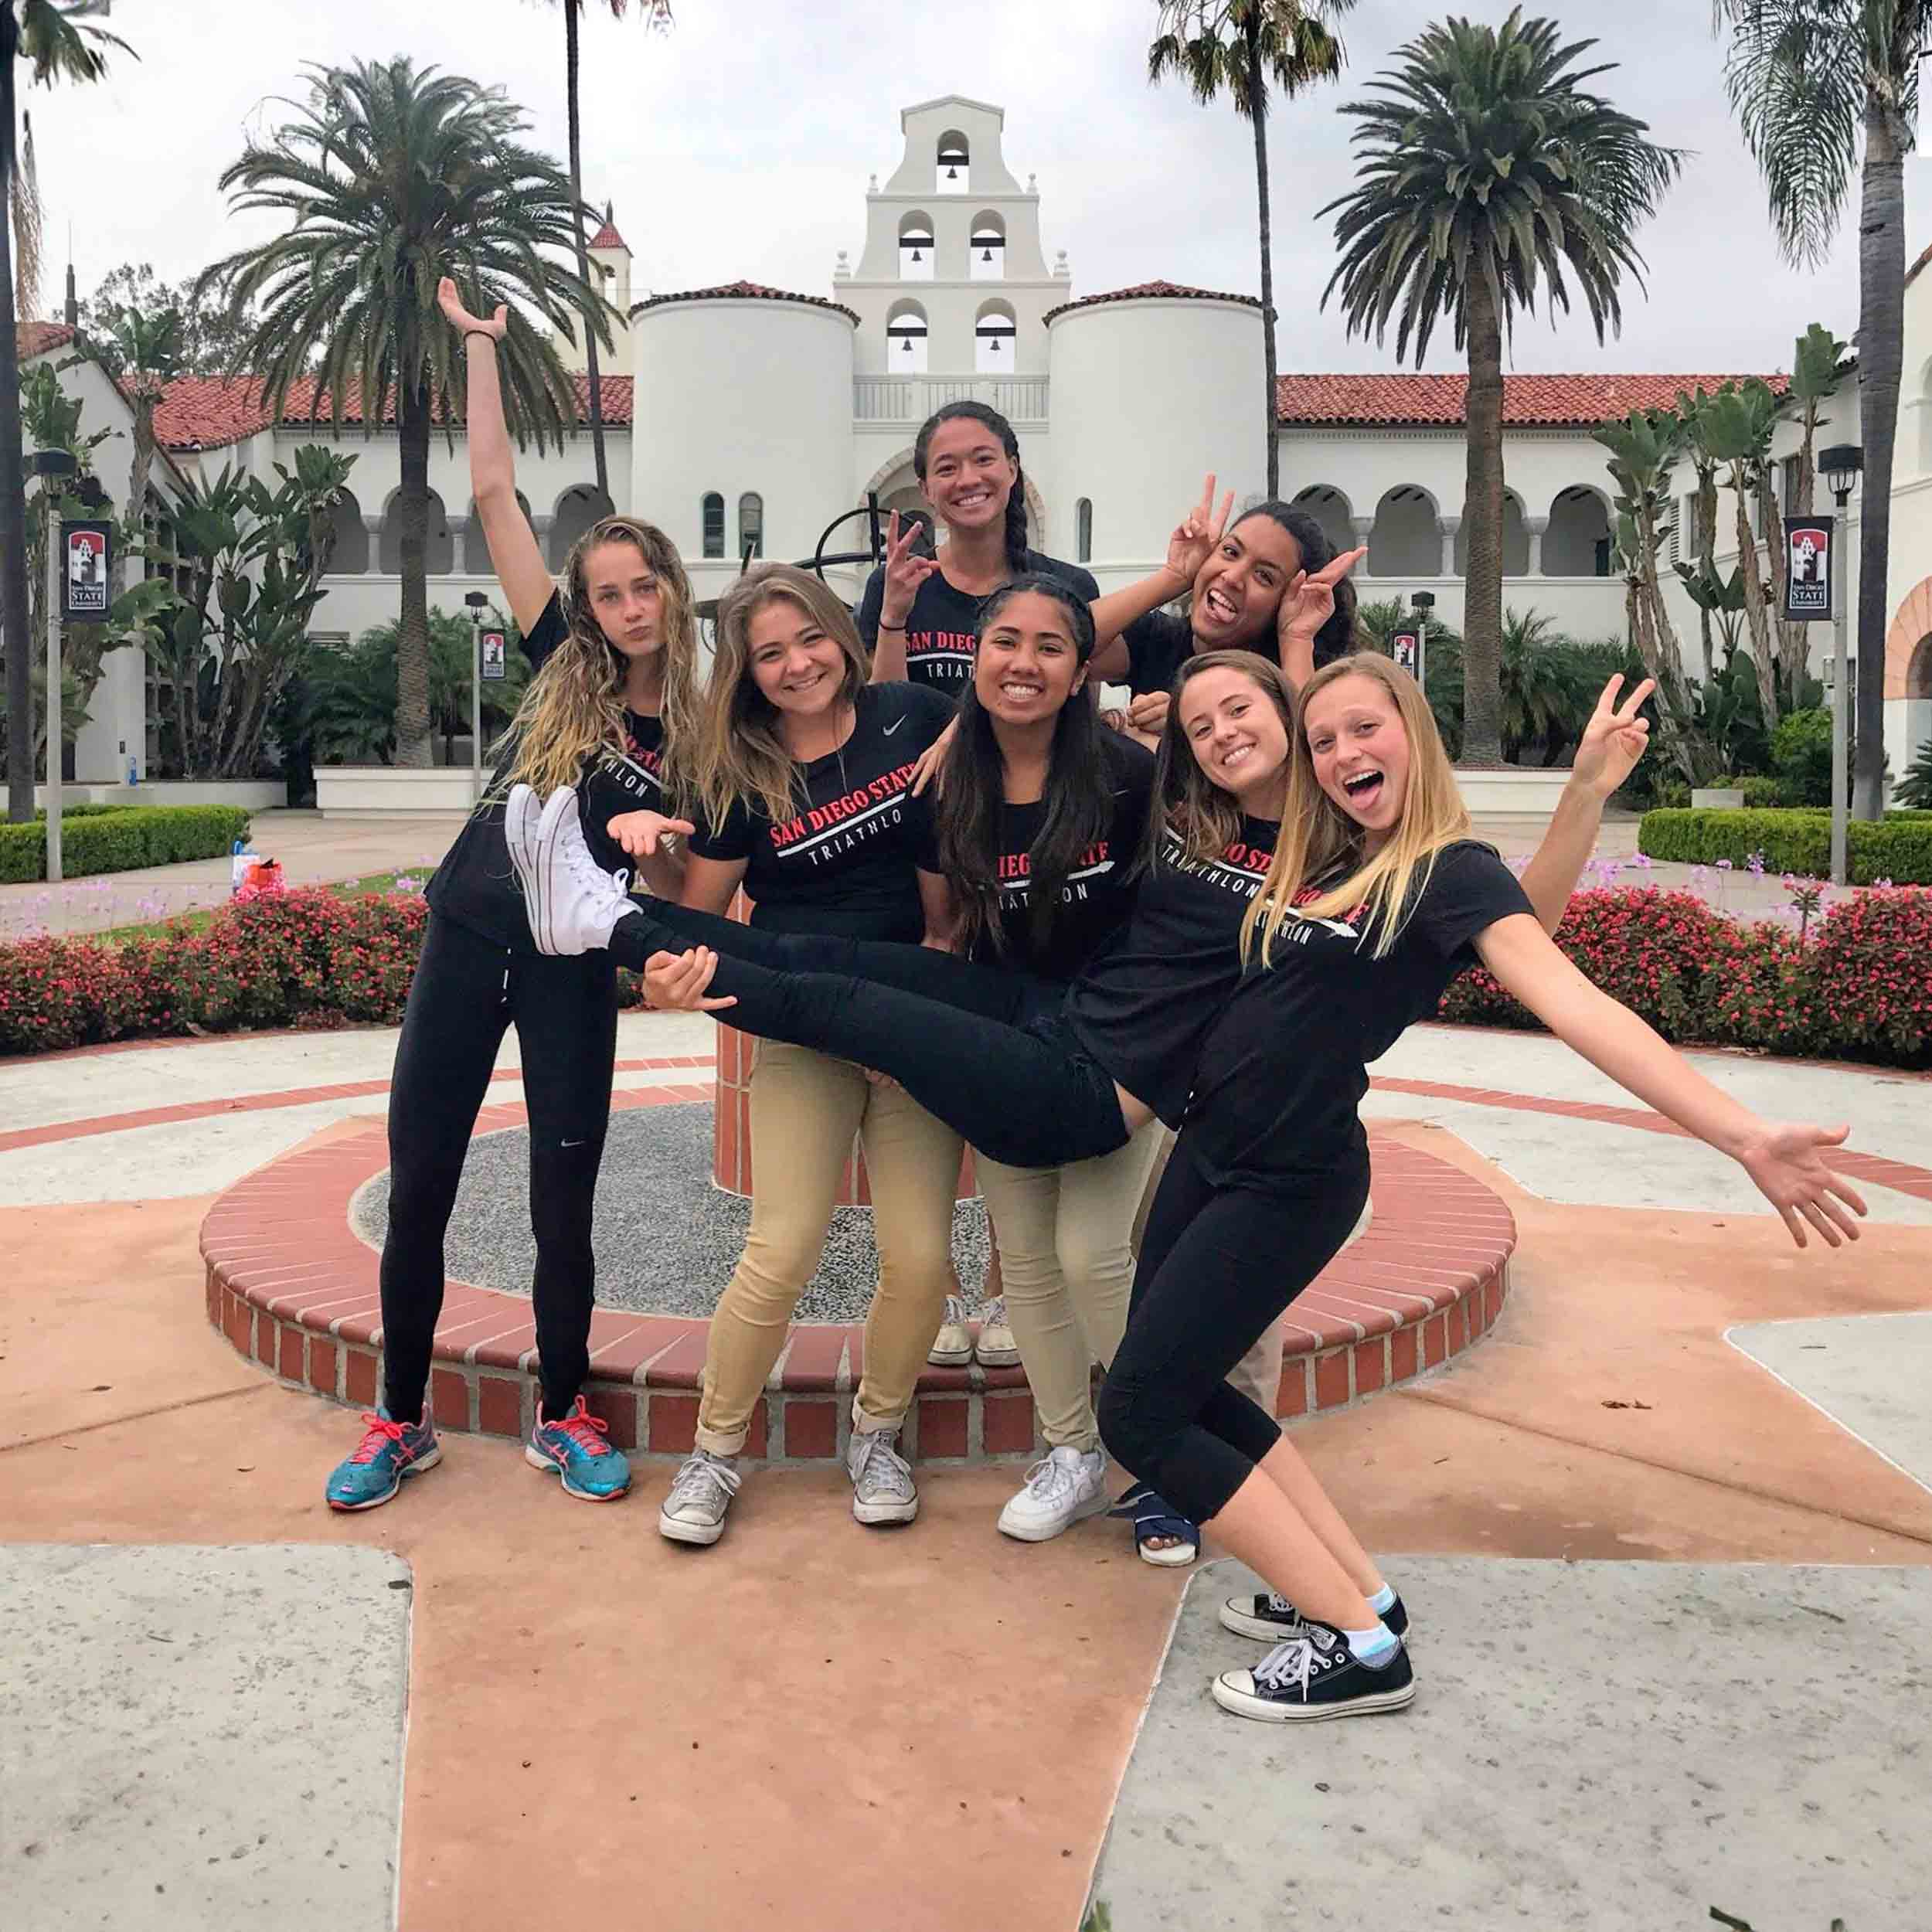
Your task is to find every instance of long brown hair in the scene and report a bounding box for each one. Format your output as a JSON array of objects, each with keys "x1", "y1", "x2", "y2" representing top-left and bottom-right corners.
[
  {"x1": 693, "y1": 563, "x2": 870, "y2": 830},
  {"x1": 1243, "y1": 652, "x2": 1471, "y2": 964},
  {"x1": 499, "y1": 515, "x2": 700, "y2": 804},
  {"x1": 1145, "y1": 650, "x2": 1298, "y2": 866}
]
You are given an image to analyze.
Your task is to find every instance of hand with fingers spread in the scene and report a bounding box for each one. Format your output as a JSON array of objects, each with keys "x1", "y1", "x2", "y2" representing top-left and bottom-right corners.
[
  {"x1": 1570, "y1": 675, "x2": 1655, "y2": 801},
  {"x1": 1734, "y1": 1122, "x2": 1867, "y2": 1249},
  {"x1": 437, "y1": 276, "x2": 506, "y2": 342},
  {"x1": 643, "y1": 946, "x2": 737, "y2": 1015},
  {"x1": 879, "y1": 511, "x2": 940, "y2": 631},
  {"x1": 1162, "y1": 474, "x2": 1235, "y2": 594},
  {"x1": 1277, "y1": 545, "x2": 1366, "y2": 654},
  {"x1": 605, "y1": 810, "x2": 696, "y2": 860}
]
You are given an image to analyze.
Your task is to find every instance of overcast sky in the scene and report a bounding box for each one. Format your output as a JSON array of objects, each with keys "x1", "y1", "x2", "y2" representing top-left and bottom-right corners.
[{"x1": 26, "y1": 0, "x2": 1932, "y2": 376}]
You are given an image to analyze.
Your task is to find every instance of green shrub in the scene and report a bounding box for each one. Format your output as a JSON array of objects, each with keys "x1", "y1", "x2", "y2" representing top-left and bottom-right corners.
[
  {"x1": 1638, "y1": 808, "x2": 1932, "y2": 883},
  {"x1": 1769, "y1": 707, "x2": 1834, "y2": 805},
  {"x1": 1900, "y1": 737, "x2": 1932, "y2": 809},
  {"x1": 0, "y1": 804, "x2": 250, "y2": 883}
]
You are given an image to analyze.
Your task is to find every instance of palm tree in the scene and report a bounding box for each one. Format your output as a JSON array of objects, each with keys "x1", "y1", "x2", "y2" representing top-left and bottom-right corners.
[
  {"x1": 92, "y1": 304, "x2": 181, "y2": 601},
  {"x1": 1320, "y1": 9, "x2": 1681, "y2": 767},
  {"x1": 546, "y1": 0, "x2": 672, "y2": 500},
  {"x1": 198, "y1": 57, "x2": 617, "y2": 768},
  {"x1": 1148, "y1": 1, "x2": 1352, "y2": 498},
  {"x1": 2, "y1": 0, "x2": 130, "y2": 821},
  {"x1": 1713, "y1": 2, "x2": 1927, "y2": 819}
]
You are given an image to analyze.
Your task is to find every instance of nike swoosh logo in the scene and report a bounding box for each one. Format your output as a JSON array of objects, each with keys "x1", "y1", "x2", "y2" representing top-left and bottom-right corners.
[
  {"x1": 560, "y1": 1138, "x2": 587, "y2": 1148},
  {"x1": 883, "y1": 717, "x2": 906, "y2": 736}
]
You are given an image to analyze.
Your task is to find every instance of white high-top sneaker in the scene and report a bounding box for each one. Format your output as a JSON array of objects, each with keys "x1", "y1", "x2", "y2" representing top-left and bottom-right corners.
[{"x1": 519, "y1": 787, "x2": 638, "y2": 955}]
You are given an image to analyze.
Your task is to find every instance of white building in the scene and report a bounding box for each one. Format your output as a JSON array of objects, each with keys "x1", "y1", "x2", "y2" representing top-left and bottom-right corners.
[{"x1": 21, "y1": 93, "x2": 1932, "y2": 789}]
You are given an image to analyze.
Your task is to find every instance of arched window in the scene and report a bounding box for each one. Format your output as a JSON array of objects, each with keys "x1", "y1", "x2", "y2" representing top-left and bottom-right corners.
[
  {"x1": 970, "y1": 211, "x2": 1006, "y2": 281},
  {"x1": 1366, "y1": 486, "x2": 1439, "y2": 579},
  {"x1": 975, "y1": 299, "x2": 1017, "y2": 374},
  {"x1": 897, "y1": 211, "x2": 935, "y2": 281},
  {"x1": 936, "y1": 130, "x2": 970, "y2": 195},
  {"x1": 1076, "y1": 498, "x2": 1093, "y2": 564},
  {"x1": 321, "y1": 488, "x2": 368, "y2": 576},
  {"x1": 380, "y1": 488, "x2": 454, "y2": 576},
  {"x1": 702, "y1": 492, "x2": 724, "y2": 559},
  {"x1": 887, "y1": 301, "x2": 929, "y2": 374},
  {"x1": 1288, "y1": 485, "x2": 1354, "y2": 560},
  {"x1": 548, "y1": 485, "x2": 613, "y2": 571},
  {"x1": 1455, "y1": 491, "x2": 1530, "y2": 577},
  {"x1": 1545, "y1": 487, "x2": 1613, "y2": 578},
  {"x1": 738, "y1": 492, "x2": 764, "y2": 560}
]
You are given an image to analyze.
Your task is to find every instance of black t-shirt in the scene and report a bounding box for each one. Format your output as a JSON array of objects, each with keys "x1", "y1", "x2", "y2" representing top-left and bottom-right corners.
[
  {"x1": 426, "y1": 592, "x2": 667, "y2": 951},
  {"x1": 1185, "y1": 842, "x2": 1534, "y2": 1193},
  {"x1": 1064, "y1": 812, "x2": 1281, "y2": 1127},
  {"x1": 855, "y1": 549, "x2": 1102, "y2": 696},
  {"x1": 686, "y1": 680, "x2": 953, "y2": 942},
  {"x1": 1121, "y1": 607, "x2": 1196, "y2": 698},
  {"x1": 916, "y1": 732, "x2": 1155, "y2": 983}
]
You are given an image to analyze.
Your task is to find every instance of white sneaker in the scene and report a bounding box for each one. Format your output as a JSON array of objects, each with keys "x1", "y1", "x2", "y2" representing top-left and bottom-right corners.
[
  {"x1": 973, "y1": 1294, "x2": 1019, "y2": 1368},
  {"x1": 996, "y1": 1445, "x2": 1109, "y2": 1542},
  {"x1": 504, "y1": 782, "x2": 544, "y2": 903},
  {"x1": 525, "y1": 787, "x2": 636, "y2": 955},
  {"x1": 658, "y1": 1448, "x2": 741, "y2": 1546},
  {"x1": 846, "y1": 1426, "x2": 919, "y2": 1526},
  {"x1": 927, "y1": 1294, "x2": 973, "y2": 1366}
]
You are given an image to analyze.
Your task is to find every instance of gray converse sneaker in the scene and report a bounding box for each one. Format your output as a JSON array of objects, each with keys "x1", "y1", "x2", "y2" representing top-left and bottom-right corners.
[
  {"x1": 996, "y1": 1445, "x2": 1109, "y2": 1542},
  {"x1": 845, "y1": 1426, "x2": 918, "y2": 1526},
  {"x1": 928, "y1": 1294, "x2": 973, "y2": 1366},
  {"x1": 658, "y1": 1448, "x2": 741, "y2": 1546},
  {"x1": 973, "y1": 1294, "x2": 1019, "y2": 1368},
  {"x1": 519, "y1": 786, "x2": 637, "y2": 956}
]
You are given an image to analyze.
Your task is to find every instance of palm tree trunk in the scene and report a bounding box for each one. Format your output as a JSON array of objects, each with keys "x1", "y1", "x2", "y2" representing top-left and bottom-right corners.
[
  {"x1": 394, "y1": 380, "x2": 434, "y2": 768},
  {"x1": 1245, "y1": 15, "x2": 1278, "y2": 498},
  {"x1": 565, "y1": 3, "x2": 608, "y2": 501},
  {"x1": 1733, "y1": 474, "x2": 1778, "y2": 725},
  {"x1": 1854, "y1": 100, "x2": 1905, "y2": 819},
  {"x1": 0, "y1": 8, "x2": 36, "y2": 821},
  {"x1": 1461, "y1": 270, "x2": 1505, "y2": 766}
]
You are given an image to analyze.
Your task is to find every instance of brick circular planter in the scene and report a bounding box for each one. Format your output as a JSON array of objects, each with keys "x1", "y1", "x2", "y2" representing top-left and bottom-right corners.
[{"x1": 202, "y1": 1094, "x2": 1515, "y2": 1465}]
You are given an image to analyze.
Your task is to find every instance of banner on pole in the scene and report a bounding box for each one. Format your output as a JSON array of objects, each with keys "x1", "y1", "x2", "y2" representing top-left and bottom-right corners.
[
  {"x1": 480, "y1": 631, "x2": 506, "y2": 681},
  {"x1": 1390, "y1": 629, "x2": 1420, "y2": 676},
  {"x1": 60, "y1": 521, "x2": 113, "y2": 620},
  {"x1": 1782, "y1": 515, "x2": 1834, "y2": 621}
]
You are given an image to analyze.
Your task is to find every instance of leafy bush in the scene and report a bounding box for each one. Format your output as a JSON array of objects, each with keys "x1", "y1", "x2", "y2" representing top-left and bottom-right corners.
[
  {"x1": 1769, "y1": 707, "x2": 1834, "y2": 805},
  {"x1": 1899, "y1": 736, "x2": 1932, "y2": 809},
  {"x1": 0, "y1": 804, "x2": 251, "y2": 883},
  {"x1": 1638, "y1": 807, "x2": 1932, "y2": 884}
]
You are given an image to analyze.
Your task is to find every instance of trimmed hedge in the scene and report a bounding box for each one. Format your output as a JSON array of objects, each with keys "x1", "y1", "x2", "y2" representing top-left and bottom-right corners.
[
  {"x1": 1638, "y1": 807, "x2": 1932, "y2": 884},
  {"x1": 0, "y1": 804, "x2": 252, "y2": 883}
]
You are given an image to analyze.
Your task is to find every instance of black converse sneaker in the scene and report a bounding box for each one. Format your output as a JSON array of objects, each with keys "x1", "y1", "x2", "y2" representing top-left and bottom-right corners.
[
  {"x1": 1219, "y1": 1587, "x2": 1409, "y2": 1643},
  {"x1": 1211, "y1": 1621, "x2": 1416, "y2": 1723}
]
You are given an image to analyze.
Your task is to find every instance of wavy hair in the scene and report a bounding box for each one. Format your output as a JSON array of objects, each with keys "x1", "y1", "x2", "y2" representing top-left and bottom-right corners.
[
  {"x1": 1145, "y1": 650, "x2": 1298, "y2": 867},
  {"x1": 1243, "y1": 652, "x2": 1470, "y2": 966},
  {"x1": 913, "y1": 400, "x2": 1030, "y2": 575},
  {"x1": 693, "y1": 563, "x2": 870, "y2": 831}
]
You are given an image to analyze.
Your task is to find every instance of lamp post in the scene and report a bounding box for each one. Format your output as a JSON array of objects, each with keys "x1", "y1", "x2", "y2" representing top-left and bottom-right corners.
[
  {"x1": 1410, "y1": 590, "x2": 1435, "y2": 695},
  {"x1": 27, "y1": 450, "x2": 78, "y2": 881},
  {"x1": 1818, "y1": 444, "x2": 1862, "y2": 887},
  {"x1": 464, "y1": 590, "x2": 489, "y2": 806}
]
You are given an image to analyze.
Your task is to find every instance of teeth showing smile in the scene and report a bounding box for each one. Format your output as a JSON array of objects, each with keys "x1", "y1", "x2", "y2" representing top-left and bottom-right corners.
[
  {"x1": 998, "y1": 682, "x2": 1043, "y2": 700},
  {"x1": 1342, "y1": 768, "x2": 1384, "y2": 800},
  {"x1": 1203, "y1": 588, "x2": 1238, "y2": 622},
  {"x1": 1219, "y1": 743, "x2": 1254, "y2": 769}
]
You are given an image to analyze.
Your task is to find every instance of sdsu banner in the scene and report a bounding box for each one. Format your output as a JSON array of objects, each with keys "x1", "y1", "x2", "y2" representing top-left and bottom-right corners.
[
  {"x1": 1783, "y1": 515, "x2": 1833, "y2": 621},
  {"x1": 60, "y1": 520, "x2": 113, "y2": 621}
]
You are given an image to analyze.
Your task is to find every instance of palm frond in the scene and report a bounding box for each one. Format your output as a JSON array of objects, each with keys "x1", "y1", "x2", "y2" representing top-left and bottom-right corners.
[{"x1": 10, "y1": 110, "x2": 42, "y2": 322}]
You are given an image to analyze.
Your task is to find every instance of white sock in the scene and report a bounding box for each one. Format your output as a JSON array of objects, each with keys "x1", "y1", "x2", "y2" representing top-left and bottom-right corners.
[
  {"x1": 1368, "y1": 1582, "x2": 1397, "y2": 1617},
  {"x1": 1341, "y1": 1621, "x2": 1400, "y2": 1668}
]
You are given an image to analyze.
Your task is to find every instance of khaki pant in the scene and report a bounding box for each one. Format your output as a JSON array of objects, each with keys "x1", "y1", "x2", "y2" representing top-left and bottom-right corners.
[
  {"x1": 976, "y1": 1121, "x2": 1165, "y2": 1454},
  {"x1": 696, "y1": 1040, "x2": 964, "y2": 1456}
]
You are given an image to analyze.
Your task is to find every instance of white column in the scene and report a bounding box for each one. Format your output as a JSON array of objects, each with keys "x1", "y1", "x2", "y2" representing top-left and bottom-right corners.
[
  {"x1": 1437, "y1": 516, "x2": 1460, "y2": 578},
  {"x1": 362, "y1": 515, "x2": 383, "y2": 575},
  {"x1": 1526, "y1": 515, "x2": 1548, "y2": 577},
  {"x1": 1351, "y1": 515, "x2": 1376, "y2": 574}
]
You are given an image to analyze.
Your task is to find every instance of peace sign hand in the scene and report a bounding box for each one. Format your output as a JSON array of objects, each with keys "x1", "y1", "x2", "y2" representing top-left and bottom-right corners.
[
  {"x1": 437, "y1": 276, "x2": 506, "y2": 342},
  {"x1": 1277, "y1": 546, "x2": 1366, "y2": 648},
  {"x1": 1570, "y1": 675, "x2": 1656, "y2": 801},
  {"x1": 879, "y1": 512, "x2": 940, "y2": 629},
  {"x1": 1163, "y1": 474, "x2": 1235, "y2": 593}
]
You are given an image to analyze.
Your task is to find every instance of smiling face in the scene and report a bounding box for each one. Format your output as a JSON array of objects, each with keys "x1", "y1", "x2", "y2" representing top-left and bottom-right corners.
[
  {"x1": 581, "y1": 539, "x2": 665, "y2": 660},
  {"x1": 1302, "y1": 672, "x2": 1413, "y2": 848},
  {"x1": 920, "y1": 416, "x2": 1018, "y2": 537},
  {"x1": 1177, "y1": 665, "x2": 1291, "y2": 808},
  {"x1": 974, "y1": 588, "x2": 1085, "y2": 726},
  {"x1": 745, "y1": 594, "x2": 848, "y2": 719},
  {"x1": 1190, "y1": 515, "x2": 1302, "y2": 649}
]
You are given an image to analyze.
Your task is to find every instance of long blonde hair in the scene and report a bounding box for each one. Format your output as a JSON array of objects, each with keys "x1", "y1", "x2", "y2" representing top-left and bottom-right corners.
[
  {"x1": 692, "y1": 563, "x2": 870, "y2": 830},
  {"x1": 1145, "y1": 651, "x2": 1297, "y2": 867},
  {"x1": 499, "y1": 515, "x2": 701, "y2": 804},
  {"x1": 1243, "y1": 652, "x2": 1470, "y2": 964}
]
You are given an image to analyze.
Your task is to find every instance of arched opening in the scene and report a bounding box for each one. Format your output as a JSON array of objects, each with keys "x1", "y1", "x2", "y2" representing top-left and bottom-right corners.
[
  {"x1": 321, "y1": 488, "x2": 368, "y2": 576},
  {"x1": 382, "y1": 488, "x2": 455, "y2": 576},
  {"x1": 738, "y1": 492, "x2": 764, "y2": 560},
  {"x1": 1545, "y1": 485, "x2": 1613, "y2": 577},
  {"x1": 701, "y1": 492, "x2": 724, "y2": 559},
  {"x1": 974, "y1": 299, "x2": 1017, "y2": 374},
  {"x1": 548, "y1": 485, "x2": 614, "y2": 571},
  {"x1": 1288, "y1": 484, "x2": 1353, "y2": 560},
  {"x1": 936, "y1": 130, "x2": 970, "y2": 195},
  {"x1": 887, "y1": 300, "x2": 929, "y2": 375},
  {"x1": 1367, "y1": 486, "x2": 1438, "y2": 580},
  {"x1": 970, "y1": 211, "x2": 1006, "y2": 281},
  {"x1": 1910, "y1": 634, "x2": 1932, "y2": 699},
  {"x1": 1456, "y1": 490, "x2": 1530, "y2": 577},
  {"x1": 897, "y1": 211, "x2": 934, "y2": 282},
  {"x1": 1076, "y1": 498, "x2": 1093, "y2": 564},
  {"x1": 456, "y1": 492, "x2": 530, "y2": 577}
]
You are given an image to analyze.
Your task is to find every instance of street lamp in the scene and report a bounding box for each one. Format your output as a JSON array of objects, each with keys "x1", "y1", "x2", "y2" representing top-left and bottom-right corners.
[
  {"x1": 26, "y1": 451, "x2": 79, "y2": 881},
  {"x1": 464, "y1": 590, "x2": 490, "y2": 806},
  {"x1": 1818, "y1": 443, "x2": 1862, "y2": 886},
  {"x1": 1408, "y1": 590, "x2": 1435, "y2": 690}
]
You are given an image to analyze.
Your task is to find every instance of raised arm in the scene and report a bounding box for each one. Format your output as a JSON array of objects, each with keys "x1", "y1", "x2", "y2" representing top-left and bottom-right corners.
[
  {"x1": 1473, "y1": 913, "x2": 1866, "y2": 1249},
  {"x1": 437, "y1": 277, "x2": 553, "y2": 638},
  {"x1": 1088, "y1": 474, "x2": 1232, "y2": 682},
  {"x1": 867, "y1": 512, "x2": 940, "y2": 685},
  {"x1": 1271, "y1": 546, "x2": 1366, "y2": 693}
]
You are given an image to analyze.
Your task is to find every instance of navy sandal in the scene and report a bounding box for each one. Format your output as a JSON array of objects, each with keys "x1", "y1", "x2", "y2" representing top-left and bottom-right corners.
[{"x1": 1109, "y1": 1483, "x2": 1199, "y2": 1567}]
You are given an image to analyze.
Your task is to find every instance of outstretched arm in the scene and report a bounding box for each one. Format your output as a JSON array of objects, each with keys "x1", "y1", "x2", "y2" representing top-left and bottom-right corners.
[{"x1": 1473, "y1": 913, "x2": 1866, "y2": 1249}]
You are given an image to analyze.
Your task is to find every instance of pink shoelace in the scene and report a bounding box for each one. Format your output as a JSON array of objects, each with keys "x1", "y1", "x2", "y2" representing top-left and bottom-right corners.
[
  {"x1": 347, "y1": 1413, "x2": 419, "y2": 1465},
  {"x1": 544, "y1": 1400, "x2": 614, "y2": 1458}
]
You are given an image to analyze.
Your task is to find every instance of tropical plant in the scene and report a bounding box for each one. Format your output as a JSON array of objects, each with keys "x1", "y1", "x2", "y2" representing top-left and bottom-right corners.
[
  {"x1": 1776, "y1": 321, "x2": 1850, "y2": 690},
  {"x1": 1716, "y1": 0, "x2": 1929, "y2": 821},
  {"x1": 1148, "y1": 0, "x2": 1352, "y2": 498},
  {"x1": 196, "y1": 56, "x2": 617, "y2": 769},
  {"x1": 345, "y1": 607, "x2": 530, "y2": 765},
  {"x1": 1356, "y1": 594, "x2": 1464, "y2": 753},
  {"x1": 1321, "y1": 9, "x2": 1682, "y2": 767},
  {"x1": 1897, "y1": 735, "x2": 1932, "y2": 808},
  {"x1": 2, "y1": 0, "x2": 132, "y2": 821},
  {"x1": 77, "y1": 260, "x2": 260, "y2": 377},
  {"x1": 1693, "y1": 378, "x2": 1787, "y2": 725},
  {"x1": 87, "y1": 304, "x2": 181, "y2": 600}
]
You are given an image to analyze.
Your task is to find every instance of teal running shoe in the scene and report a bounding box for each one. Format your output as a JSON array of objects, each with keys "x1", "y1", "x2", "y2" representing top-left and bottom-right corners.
[
  {"x1": 526, "y1": 1396, "x2": 632, "y2": 1502},
  {"x1": 325, "y1": 1407, "x2": 441, "y2": 1512}
]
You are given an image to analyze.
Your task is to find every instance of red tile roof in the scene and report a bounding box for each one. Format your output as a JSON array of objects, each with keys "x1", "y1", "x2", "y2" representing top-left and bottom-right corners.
[
  {"x1": 589, "y1": 216, "x2": 628, "y2": 251},
  {"x1": 1908, "y1": 240, "x2": 1932, "y2": 290},
  {"x1": 19, "y1": 319, "x2": 76, "y2": 358},
  {"x1": 629, "y1": 279, "x2": 859, "y2": 325},
  {"x1": 1275, "y1": 371, "x2": 1787, "y2": 428},
  {"x1": 1044, "y1": 280, "x2": 1264, "y2": 325}
]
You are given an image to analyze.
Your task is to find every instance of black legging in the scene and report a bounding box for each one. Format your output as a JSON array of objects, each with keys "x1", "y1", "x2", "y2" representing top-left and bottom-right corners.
[
  {"x1": 604, "y1": 902, "x2": 1131, "y2": 1169},
  {"x1": 1096, "y1": 1130, "x2": 1369, "y2": 1525},
  {"x1": 381, "y1": 911, "x2": 618, "y2": 1423}
]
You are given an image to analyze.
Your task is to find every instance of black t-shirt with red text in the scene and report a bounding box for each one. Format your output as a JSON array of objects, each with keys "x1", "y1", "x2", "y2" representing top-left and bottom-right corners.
[
  {"x1": 426, "y1": 591, "x2": 667, "y2": 951},
  {"x1": 1063, "y1": 811, "x2": 1281, "y2": 1127},
  {"x1": 855, "y1": 550, "x2": 1101, "y2": 696},
  {"x1": 686, "y1": 680, "x2": 954, "y2": 943}
]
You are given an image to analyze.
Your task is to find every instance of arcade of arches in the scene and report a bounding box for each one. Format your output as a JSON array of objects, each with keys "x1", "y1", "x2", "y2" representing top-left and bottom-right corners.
[
  {"x1": 1290, "y1": 483, "x2": 1614, "y2": 582},
  {"x1": 337, "y1": 485, "x2": 616, "y2": 583}
]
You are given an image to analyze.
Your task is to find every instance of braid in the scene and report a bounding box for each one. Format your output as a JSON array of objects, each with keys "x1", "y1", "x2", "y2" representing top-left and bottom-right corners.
[{"x1": 1003, "y1": 461, "x2": 1031, "y2": 575}]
